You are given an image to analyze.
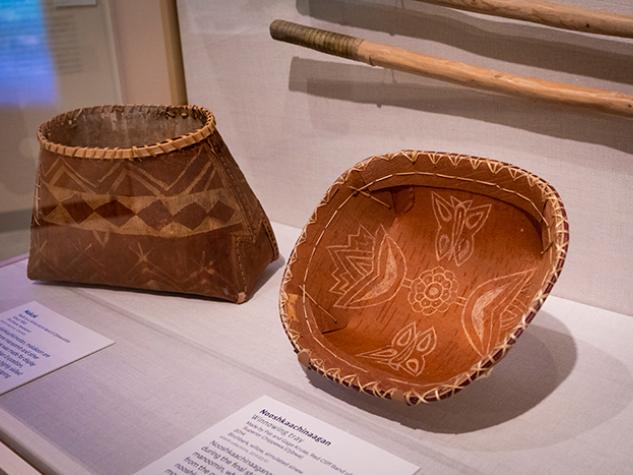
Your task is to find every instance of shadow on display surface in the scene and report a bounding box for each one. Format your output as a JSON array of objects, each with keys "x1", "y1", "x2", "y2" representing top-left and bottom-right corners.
[
  {"x1": 305, "y1": 312, "x2": 633, "y2": 446},
  {"x1": 288, "y1": 57, "x2": 633, "y2": 155},
  {"x1": 29, "y1": 254, "x2": 285, "y2": 305}
]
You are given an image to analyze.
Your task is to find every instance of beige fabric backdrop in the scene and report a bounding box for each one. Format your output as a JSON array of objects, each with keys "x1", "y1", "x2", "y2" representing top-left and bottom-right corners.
[{"x1": 177, "y1": 0, "x2": 633, "y2": 315}]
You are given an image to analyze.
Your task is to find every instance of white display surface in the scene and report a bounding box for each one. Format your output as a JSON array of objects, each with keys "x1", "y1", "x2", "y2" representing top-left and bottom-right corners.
[
  {"x1": 136, "y1": 395, "x2": 418, "y2": 475},
  {"x1": 0, "y1": 301, "x2": 113, "y2": 395},
  {"x1": 0, "y1": 223, "x2": 632, "y2": 475},
  {"x1": 176, "y1": 0, "x2": 633, "y2": 316}
]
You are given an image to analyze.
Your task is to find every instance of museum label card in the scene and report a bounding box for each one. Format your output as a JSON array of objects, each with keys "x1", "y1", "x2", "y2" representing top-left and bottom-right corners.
[
  {"x1": 135, "y1": 395, "x2": 419, "y2": 475},
  {"x1": 0, "y1": 301, "x2": 113, "y2": 394}
]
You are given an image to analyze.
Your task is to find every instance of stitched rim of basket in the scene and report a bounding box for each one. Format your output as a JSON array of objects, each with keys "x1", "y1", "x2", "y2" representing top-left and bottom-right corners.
[
  {"x1": 37, "y1": 104, "x2": 216, "y2": 160},
  {"x1": 279, "y1": 150, "x2": 569, "y2": 405}
]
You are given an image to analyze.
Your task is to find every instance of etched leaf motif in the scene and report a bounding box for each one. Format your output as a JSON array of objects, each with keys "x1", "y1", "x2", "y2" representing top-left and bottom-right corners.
[
  {"x1": 365, "y1": 348, "x2": 398, "y2": 359},
  {"x1": 465, "y1": 207, "x2": 489, "y2": 230},
  {"x1": 357, "y1": 323, "x2": 437, "y2": 377},
  {"x1": 472, "y1": 286, "x2": 506, "y2": 339},
  {"x1": 454, "y1": 238, "x2": 473, "y2": 266},
  {"x1": 404, "y1": 359, "x2": 420, "y2": 375},
  {"x1": 416, "y1": 330, "x2": 435, "y2": 353},
  {"x1": 395, "y1": 323, "x2": 415, "y2": 348},
  {"x1": 437, "y1": 234, "x2": 451, "y2": 260},
  {"x1": 462, "y1": 270, "x2": 535, "y2": 356},
  {"x1": 329, "y1": 226, "x2": 406, "y2": 309}
]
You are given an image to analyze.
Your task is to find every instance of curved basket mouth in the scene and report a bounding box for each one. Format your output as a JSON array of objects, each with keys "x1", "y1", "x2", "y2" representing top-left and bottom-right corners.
[
  {"x1": 280, "y1": 150, "x2": 569, "y2": 404},
  {"x1": 37, "y1": 105, "x2": 216, "y2": 159}
]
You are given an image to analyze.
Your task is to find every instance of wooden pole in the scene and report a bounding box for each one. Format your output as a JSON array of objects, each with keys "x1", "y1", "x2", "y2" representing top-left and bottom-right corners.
[
  {"x1": 270, "y1": 20, "x2": 633, "y2": 118},
  {"x1": 414, "y1": 0, "x2": 633, "y2": 38}
]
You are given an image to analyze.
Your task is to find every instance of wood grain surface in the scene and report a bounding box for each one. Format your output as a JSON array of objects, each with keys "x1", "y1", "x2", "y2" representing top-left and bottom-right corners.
[
  {"x1": 270, "y1": 19, "x2": 633, "y2": 118},
  {"x1": 415, "y1": 0, "x2": 633, "y2": 38}
]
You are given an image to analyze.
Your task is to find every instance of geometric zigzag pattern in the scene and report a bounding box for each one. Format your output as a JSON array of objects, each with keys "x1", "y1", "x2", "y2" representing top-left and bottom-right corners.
[
  {"x1": 39, "y1": 184, "x2": 238, "y2": 237},
  {"x1": 29, "y1": 124, "x2": 278, "y2": 302},
  {"x1": 36, "y1": 140, "x2": 242, "y2": 237}
]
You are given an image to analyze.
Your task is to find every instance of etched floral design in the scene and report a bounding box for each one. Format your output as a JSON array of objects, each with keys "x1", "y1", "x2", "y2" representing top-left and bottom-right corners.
[
  {"x1": 407, "y1": 266, "x2": 458, "y2": 315},
  {"x1": 432, "y1": 192, "x2": 491, "y2": 267},
  {"x1": 328, "y1": 226, "x2": 406, "y2": 309},
  {"x1": 357, "y1": 322, "x2": 437, "y2": 377}
]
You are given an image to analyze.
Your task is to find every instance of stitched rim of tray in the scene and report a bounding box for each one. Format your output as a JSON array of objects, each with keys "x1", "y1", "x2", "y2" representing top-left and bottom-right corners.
[
  {"x1": 279, "y1": 150, "x2": 569, "y2": 404},
  {"x1": 37, "y1": 104, "x2": 216, "y2": 160}
]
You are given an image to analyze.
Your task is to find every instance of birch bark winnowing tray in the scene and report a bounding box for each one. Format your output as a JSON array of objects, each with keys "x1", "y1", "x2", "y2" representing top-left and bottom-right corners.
[{"x1": 280, "y1": 151, "x2": 568, "y2": 404}]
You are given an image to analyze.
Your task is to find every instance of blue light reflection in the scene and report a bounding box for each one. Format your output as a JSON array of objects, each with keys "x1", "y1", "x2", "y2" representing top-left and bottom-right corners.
[{"x1": 0, "y1": 0, "x2": 57, "y2": 105}]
